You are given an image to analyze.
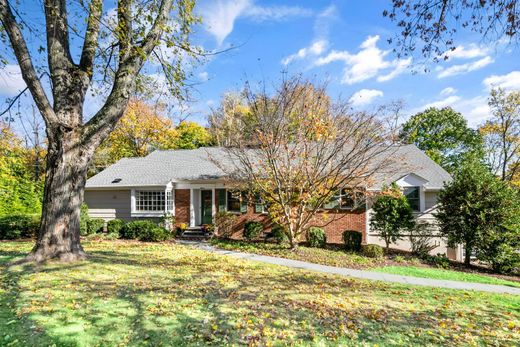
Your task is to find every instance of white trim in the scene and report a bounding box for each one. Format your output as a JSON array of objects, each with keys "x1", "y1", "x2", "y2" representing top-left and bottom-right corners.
[
  {"x1": 131, "y1": 212, "x2": 165, "y2": 218},
  {"x1": 176, "y1": 182, "x2": 228, "y2": 189},
  {"x1": 130, "y1": 189, "x2": 136, "y2": 213},
  {"x1": 189, "y1": 189, "x2": 195, "y2": 227},
  {"x1": 211, "y1": 188, "x2": 216, "y2": 218}
]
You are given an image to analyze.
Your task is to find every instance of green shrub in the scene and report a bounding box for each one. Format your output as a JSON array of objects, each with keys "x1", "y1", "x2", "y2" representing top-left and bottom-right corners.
[
  {"x1": 343, "y1": 230, "x2": 362, "y2": 252},
  {"x1": 243, "y1": 221, "x2": 263, "y2": 240},
  {"x1": 423, "y1": 253, "x2": 451, "y2": 269},
  {"x1": 107, "y1": 219, "x2": 125, "y2": 235},
  {"x1": 361, "y1": 244, "x2": 384, "y2": 258},
  {"x1": 86, "y1": 218, "x2": 105, "y2": 234},
  {"x1": 271, "y1": 224, "x2": 288, "y2": 244},
  {"x1": 214, "y1": 212, "x2": 237, "y2": 239},
  {"x1": 307, "y1": 227, "x2": 326, "y2": 248},
  {"x1": 120, "y1": 220, "x2": 159, "y2": 240},
  {"x1": 137, "y1": 226, "x2": 171, "y2": 242},
  {"x1": 0, "y1": 214, "x2": 40, "y2": 239},
  {"x1": 80, "y1": 203, "x2": 90, "y2": 236}
]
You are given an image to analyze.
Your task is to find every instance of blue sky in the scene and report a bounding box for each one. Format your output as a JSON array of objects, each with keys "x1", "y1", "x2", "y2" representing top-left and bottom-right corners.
[{"x1": 1, "y1": 0, "x2": 519, "y2": 135}]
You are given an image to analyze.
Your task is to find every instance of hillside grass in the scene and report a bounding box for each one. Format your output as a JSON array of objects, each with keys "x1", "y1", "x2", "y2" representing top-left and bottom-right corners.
[{"x1": 0, "y1": 240, "x2": 519, "y2": 346}]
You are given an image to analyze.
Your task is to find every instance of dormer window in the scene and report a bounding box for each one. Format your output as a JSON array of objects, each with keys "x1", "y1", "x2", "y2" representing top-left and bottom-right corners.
[{"x1": 403, "y1": 186, "x2": 420, "y2": 212}]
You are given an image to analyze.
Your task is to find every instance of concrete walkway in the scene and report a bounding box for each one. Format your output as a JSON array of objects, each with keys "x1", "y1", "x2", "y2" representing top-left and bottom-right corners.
[{"x1": 182, "y1": 241, "x2": 520, "y2": 295}]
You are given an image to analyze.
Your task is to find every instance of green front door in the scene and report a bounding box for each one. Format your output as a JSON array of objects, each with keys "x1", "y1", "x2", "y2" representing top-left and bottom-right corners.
[{"x1": 201, "y1": 190, "x2": 213, "y2": 225}]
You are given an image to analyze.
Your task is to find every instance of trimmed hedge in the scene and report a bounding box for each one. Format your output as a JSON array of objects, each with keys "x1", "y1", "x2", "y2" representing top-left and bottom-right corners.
[
  {"x1": 343, "y1": 230, "x2": 362, "y2": 252},
  {"x1": 243, "y1": 221, "x2": 263, "y2": 240},
  {"x1": 361, "y1": 244, "x2": 384, "y2": 258},
  {"x1": 120, "y1": 220, "x2": 171, "y2": 242},
  {"x1": 86, "y1": 218, "x2": 105, "y2": 234},
  {"x1": 107, "y1": 219, "x2": 126, "y2": 235},
  {"x1": 307, "y1": 227, "x2": 326, "y2": 248},
  {"x1": 0, "y1": 214, "x2": 40, "y2": 240},
  {"x1": 137, "y1": 226, "x2": 171, "y2": 242}
]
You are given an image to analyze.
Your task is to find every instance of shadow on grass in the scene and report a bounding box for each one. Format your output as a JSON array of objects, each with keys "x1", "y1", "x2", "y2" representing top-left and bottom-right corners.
[{"x1": 0, "y1": 246, "x2": 518, "y2": 346}]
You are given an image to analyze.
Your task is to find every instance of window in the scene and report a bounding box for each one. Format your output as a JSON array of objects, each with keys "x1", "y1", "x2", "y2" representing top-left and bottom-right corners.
[
  {"x1": 404, "y1": 187, "x2": 420, "y2": 212},
  {"x1": 166, "y1": 190, "x2": 173, "y2": 212},
  {"x1": 254, "y1": 195, "x2": 268, "y2": 214},
  {"x1": 227, "y1": 190, "x2": 241, "y2": 212},
  {"x1": 135, "y1": 191, "x2": 165, "y2": 211},
  {"x1": 323, "y1": 189, "x2": 360, "y2": 210}
]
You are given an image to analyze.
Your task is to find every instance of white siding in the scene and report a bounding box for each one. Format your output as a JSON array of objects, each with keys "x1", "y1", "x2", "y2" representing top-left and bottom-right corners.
[
  {"x1": 424, "y1": 191, "x2": 438, "y2": 211},
  {"x1": 366, "y1": 190, "x2": 462, "y2": 261},
  {"x1": 84, "y1": 190, "x2": 132, "y2": 221}
]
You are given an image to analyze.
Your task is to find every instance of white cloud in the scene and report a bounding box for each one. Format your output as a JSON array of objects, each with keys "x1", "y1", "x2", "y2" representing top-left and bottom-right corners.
[
  {"x1": 244, "y1": 5, "x2": 312, "y2": 22},
  {"x1": 349, "y1": 89, "x2": 383, "y2": 107},
  {"x1": 419, "y1": 95, "x2": 461, "y2": 109},
  {"x1": 437, "y1": 56, "x2": 494, "y2": 78},
  {"x1": 440, "y1": 87, "x2": 457, "y2": 96},
  {"x1": 0, "y1": 64, "x2": 26, "y2": 96},
  {"x1": 198, "y1": 71, "x2": 209, "y2": 81},
  {"x1": 282, "y1": 40, "x2": 327, "y2": 65},
  {"x1": 199, "y1": 0, "x2": 312, "y2": 45},
  {"x1": 413, "y1": 92, "x2": 490, "y2": 127},
  {"x1": 377, "y1": 57, "x2": 412, "y2": 82},
  {"x1": 445, "y1": 44, "x2": 489, "y2": 60},
  {"x1": 280, "y1": 5, "x2": 336, "y2": 66},
  {"x1": 483, "y1": 71, "x2": 520, "y2": 90},
  {"x1": 315, "y1": 35, "x2": 410, "y2": 84}
]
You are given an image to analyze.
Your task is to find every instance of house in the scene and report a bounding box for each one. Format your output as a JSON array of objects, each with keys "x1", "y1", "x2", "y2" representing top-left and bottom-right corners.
[{"x1": 85, "y1": 145, "x2": 461, "y2": 260}]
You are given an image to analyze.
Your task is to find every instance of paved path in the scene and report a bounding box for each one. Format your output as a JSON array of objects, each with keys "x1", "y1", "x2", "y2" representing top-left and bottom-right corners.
[{"x1": 180, "y1": 241, "x2": 520, "y2": 295}]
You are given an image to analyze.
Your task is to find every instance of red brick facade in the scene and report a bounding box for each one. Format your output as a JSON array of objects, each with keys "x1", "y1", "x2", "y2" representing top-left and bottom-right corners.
[
  {"x1": 174, "y1": 188, "x2": 366, "y2": 244},
  {"x1": 174, "y1": 189, "x2": 190, "y2": 225}
]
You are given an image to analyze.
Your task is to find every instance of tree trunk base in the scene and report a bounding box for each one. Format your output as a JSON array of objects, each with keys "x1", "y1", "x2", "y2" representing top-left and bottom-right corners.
[{"x1": 25, "y1": 246, "x2": 87, "y2": 263}]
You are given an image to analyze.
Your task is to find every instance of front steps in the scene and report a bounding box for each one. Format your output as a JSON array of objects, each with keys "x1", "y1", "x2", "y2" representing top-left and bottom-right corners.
[{"x1": 177, "y1": 227, "x2": 213, "y2": 240}]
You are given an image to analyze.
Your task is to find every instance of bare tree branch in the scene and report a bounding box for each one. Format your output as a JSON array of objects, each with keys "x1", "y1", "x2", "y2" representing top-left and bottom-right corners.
[{"x1": 0, "y1": 0, "x2": 56, "y2": 124}]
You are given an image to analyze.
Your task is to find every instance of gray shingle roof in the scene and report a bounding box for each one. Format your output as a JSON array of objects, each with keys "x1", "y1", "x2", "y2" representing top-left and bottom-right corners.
[{"x1": 86, "y1": 145, "x2": 451, "y2": 190}]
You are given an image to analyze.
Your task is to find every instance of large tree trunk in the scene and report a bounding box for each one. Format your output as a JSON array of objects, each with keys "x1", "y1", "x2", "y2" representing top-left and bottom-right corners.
[{"x1": 27, "y1": 129, "x2": 93, "y2": 262}]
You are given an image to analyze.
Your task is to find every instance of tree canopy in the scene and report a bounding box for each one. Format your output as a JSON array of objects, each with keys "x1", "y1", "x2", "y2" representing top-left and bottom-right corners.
[
  {"x1": 215, "y1": 77, "x2": 400, "y2": 248},
  {"x1": 0, "y1": 122, "x2": 42, "y2": 215},
  {"x1": 370, "y1": 183, "x2": 415, "y2": 250},
  {"x1": 384, "y1": 0, "x2": 520, "y2": 60},
  {"x1": 479, "y1": 88, "x2": 520, "y2": 184},
  {"x1": 436, "y1": 155, "x2": 520, "y2": 269},
  {"x1": 400, "y1": 107, "x2": 483, "y2": 173}
]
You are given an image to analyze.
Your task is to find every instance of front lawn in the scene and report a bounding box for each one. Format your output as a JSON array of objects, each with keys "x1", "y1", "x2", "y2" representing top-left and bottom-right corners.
[
  {"x1": 211, "y1": 239, "x2": 520, "y2": 288},
  {"x1": 372, "y1": 266, "x2": 520, "y2": 288},
  {"x1": 211, "y1": 239, "x2": 382, "y2": 269},
  {"x1": 1, "y1": 240, "x2": 519, "y2": 346}
]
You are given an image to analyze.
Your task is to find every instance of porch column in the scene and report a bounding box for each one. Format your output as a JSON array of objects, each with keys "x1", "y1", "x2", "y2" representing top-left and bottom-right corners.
[
  {"x1": 211, "y1": 188, "x2": 216, "y2": 219},
  {"x1": 189, "y1": 188, "x2": 195, "y2": 227}
]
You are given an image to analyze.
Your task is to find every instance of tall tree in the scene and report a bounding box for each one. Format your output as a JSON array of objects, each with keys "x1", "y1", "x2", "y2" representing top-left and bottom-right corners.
[
  {"x1": 176, "y1": 121, "x2": 211, "y2": 149},
  {"x1": 400, "y1": 107, "x2": 483, "y2": 173},
  {"x1": 94, "y1": 99, "x2": 179, "y2": 170},
  {"x1": 215, "y1": 77, "x2": 400, "y2": 249},
  {"x1": 479, "y1": 88, "x2": 520, "y2": 183},
  {"x1": 384, "y1": 0, "x2": 520, "y2": 60},
  {"x1": 435, "y1": 155, "x2": 519, "y2": 267},
  {"x1": 0, "y1": 0, "x2": 200, "y2": 261}
]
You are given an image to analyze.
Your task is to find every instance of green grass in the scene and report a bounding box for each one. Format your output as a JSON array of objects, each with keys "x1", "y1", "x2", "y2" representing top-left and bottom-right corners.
[
  {"x1": 0, "y1": 240, "x2": 519, "y2": 346},
  {"x1": 211, "y1": 239, "x2": 520, "y2": 289},
  {"x1": 372, "y1": 266, "x2": 520, "y2": 288},
  {"x1": 211, "y1": 239, "x2": 381, "y2": 269}
]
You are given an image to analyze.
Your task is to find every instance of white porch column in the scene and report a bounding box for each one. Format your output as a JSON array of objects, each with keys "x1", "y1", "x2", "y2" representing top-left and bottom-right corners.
[
  {"x1": 211, "y1": 188, "x2": 216, "y2": 219},
  {"x1": 189, "y1": 188, "x2": 195, "y2": 227}
]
